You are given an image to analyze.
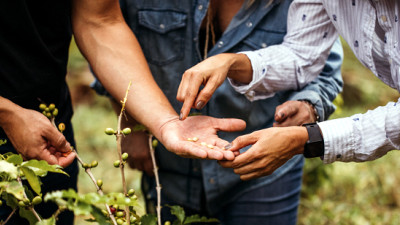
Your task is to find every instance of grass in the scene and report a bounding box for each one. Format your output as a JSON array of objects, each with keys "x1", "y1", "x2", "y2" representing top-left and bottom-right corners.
[{"x1": 67, "y1": 38, "x2": 400, "y2": 224}]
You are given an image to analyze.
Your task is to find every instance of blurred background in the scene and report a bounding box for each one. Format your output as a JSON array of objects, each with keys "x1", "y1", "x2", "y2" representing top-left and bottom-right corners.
[{"x1": 67, "y1": 38, "x2": 400, "y2": 225}]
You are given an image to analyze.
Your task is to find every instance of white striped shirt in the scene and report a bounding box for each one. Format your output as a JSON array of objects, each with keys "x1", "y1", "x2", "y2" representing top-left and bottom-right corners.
[{"x1": 230, "y1": 0, "x2": 400, "y2": 163}]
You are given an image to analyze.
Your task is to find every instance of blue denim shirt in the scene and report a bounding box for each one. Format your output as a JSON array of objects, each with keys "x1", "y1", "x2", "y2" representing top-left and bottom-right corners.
[{"x1": 96, "y1": 0, "x2": 343, "y2": 214}]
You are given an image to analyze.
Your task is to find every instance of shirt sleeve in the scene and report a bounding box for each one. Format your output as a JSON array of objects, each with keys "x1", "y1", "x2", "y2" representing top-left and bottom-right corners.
[
  {"x1": 319, "y1": 98, "x2": 400, "y2": 163},
  {"x1": 228, "y1": 0, "x2": 338, "y2": 100}
]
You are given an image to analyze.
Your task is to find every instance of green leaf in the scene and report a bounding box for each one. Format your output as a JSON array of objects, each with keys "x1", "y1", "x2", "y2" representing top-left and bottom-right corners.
[
  {"x1": 22, "y1": 160, "x2": 68, "y2": 177},
  {"x1": 0, "y1": 181, "x2": 25, "y2": 200},
  {"x1": 20, "y1": 166, "x2": 41, "y2": 195},
  {"x1": 19, "y1": 206, "x2": 39, "y2": 225},
  {"x1": 167, "y1": 205, "x2": 185, "y2": 224},
  {"x1": 183, "y1": 215, "x2": 219, "y2": 224},
  {"x1": 2, "y1": 192, "x2": 19, "y2": 208},
  {"x1": 140, "y1": 214, "x2": 157, "y2": 225},
  {"x1": 0, "y1": 160, "x2": 19, "y2": 180},
  {"x1": 35, "y1": 217, "x2": 56, "y2": 225},
  {"x1": 6, "y1": 154, "x2": 23, "y2": 166}
]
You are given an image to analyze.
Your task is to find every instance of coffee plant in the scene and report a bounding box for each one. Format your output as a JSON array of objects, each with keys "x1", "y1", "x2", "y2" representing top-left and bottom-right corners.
[{"x1": 0, "y1": 83, "x2": 218, "y2": 225}]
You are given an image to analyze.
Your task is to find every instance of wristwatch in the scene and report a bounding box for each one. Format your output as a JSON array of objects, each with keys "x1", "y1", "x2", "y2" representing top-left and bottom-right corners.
[{"x1": 302, "y1": 123, "x2": 324, "y2": 158}]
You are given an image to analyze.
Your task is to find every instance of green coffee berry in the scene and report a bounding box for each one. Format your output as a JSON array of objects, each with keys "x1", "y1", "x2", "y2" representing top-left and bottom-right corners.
[
  {"x1": 97, "y1": 179, "x2": 103, "y2": 188},
  {"x1": 122, "y1": 153, "x2": 129, "y2": 161},
  {"x1": 46, "y1": 112, "x2": 52, "y2": 118},
  {"x1": 39, "y1": 104, "x2": 47, "y2": 111},
  {"x1": 116, "y1": 211, "x2": 124, "y2": 218},
  {"x1": 82, "y1": 163, "x2": 90, "y2": 169},
  {"x1": 44, "y1": 107, "x2": 50, "y2": 113},
  {"x1": 32, "y1": 196, "x2": 42, "y2": 205},
  {"x1": 105, "y1": 128, "x2": 115, "y2": 135},
  {"x1": 52, "y1": 108, "x2": 58, "y2": 116},
  {"x1": 116, "y1": 218, "x2": 124, "y2": 225},
  {"x1": 58, "y1": 123, "x2": 66, "y2": 132},
  {"x1": 164, "y1": 221, "x2": 171, "y2": 225},
  {"x1": 152, "y1": 139, "x2": 158, "y2": 148},
  {"x1": 130, "y1": 216, "x2": 137, "y2": 223},
  {"x1": 0, "y1": 200, "x2": 2, "y2": 207},
  {"x1": 102, "y1": 209, "x2": 108, "y2": 216},
  {"x1": 91, "y1": 160, "x2": 98, "y2": 168},
  {"x1": 128, "y1": 189, "x2": 135, "y2": 196},
  {"x1": 114, "y1": 160, "x2": 121, "y2": 168},
  {"x1": 122, "y1": 127, "x2": 131, "y2": 135},
  {"x1": 48, "y1": 103, "x2": 56, "y2": 111},
  {"x1": 18, "y1": 200, "x2": 26, "y2": 207}
]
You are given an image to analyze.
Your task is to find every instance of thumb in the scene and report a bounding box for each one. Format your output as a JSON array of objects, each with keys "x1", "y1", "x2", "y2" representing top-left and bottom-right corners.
[
  {"x1": 224, "y1": 132, "x2": 259, "y2": 152},
  {"x1": 275, "y1": 102, "x2": 299, "y2": 122},
  {"x1": 213, "y1": 118, "x2": 246, "y2": 133},
  {"x1": 43, "y1": 126, "x2": 71, "y2": 153}
]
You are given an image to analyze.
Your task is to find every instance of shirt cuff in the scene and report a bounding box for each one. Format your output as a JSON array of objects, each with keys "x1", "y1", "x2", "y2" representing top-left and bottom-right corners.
[
  {"x1": 318, "y1": 117, "x2": 355, "y2": 164},
  {"x1": 228, "y1": 51, "x2": 269, "y2": 101}
]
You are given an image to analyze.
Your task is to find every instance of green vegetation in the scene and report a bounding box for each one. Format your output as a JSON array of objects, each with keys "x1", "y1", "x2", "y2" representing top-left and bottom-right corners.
[{"x1": 67, "y1": 38, "x2": 400, "y2": 225}]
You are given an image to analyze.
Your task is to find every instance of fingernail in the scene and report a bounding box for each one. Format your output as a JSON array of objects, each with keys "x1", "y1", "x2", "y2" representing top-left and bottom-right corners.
[
  {"x1": 179, "y1": 113, "x2": 183, "y2": 120},
  {"x1": 196, "y1": 101, "x2": 205, "y2": 110},
  {"x1": 280, "y1": 112, "x2": 285, "y2": 118},
  {"x1": 224, "y1": 143, "x2": 232, "y2": 150}
]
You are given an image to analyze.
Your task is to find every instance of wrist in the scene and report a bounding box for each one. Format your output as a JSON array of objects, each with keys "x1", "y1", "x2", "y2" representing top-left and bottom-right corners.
[
  {"x1": 299, "y1": 100, "x2": 319, "y2": 122},
  {"x1": 227, "y1": 53, "x2": 253, "y2": 84},
  {"x1": 0, "y1": 97, "x2": 22, "y2": 128}
]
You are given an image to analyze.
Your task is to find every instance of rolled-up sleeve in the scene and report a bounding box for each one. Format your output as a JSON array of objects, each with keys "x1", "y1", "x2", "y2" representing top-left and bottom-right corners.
[{"x1": 229, "y1": 0, "x2": 338, "y2": 101}]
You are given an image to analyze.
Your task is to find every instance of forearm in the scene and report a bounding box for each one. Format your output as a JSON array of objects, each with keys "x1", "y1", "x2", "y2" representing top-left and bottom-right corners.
[
  {"x1": 319, "y1": 98, "x2": 400, "y2": 163},
  {"x1": 72, "y1": 5, "x2": 177, "y2": 139}
]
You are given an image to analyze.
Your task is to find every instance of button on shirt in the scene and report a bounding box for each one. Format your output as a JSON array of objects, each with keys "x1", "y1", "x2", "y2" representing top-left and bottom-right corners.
[{"x1": 233, "y1": 0, "x2": 400, "y2": 163}]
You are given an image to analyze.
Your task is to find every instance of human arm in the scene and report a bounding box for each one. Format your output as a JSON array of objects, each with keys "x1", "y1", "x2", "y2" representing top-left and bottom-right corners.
[
  {"x1": 274, "y1": 38, "x2": 343, "y2": 126},
  {"x1": 177, "y1": 0, "x2": 338, "y2": 120},
  {"x1": 0, "y1": 97, "x2": 76, "y2": 167},
  {"x1": 71, "y1": 0, "x2": 246, "y2": 160}
]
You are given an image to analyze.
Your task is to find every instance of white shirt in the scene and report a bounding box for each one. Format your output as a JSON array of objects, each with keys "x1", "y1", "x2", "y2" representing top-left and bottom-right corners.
[{"x1": 230, "y1": 0, "x2": 400, "y2": 163}]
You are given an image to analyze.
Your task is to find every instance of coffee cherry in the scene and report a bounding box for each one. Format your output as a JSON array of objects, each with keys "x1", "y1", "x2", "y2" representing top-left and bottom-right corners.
[
  {"x1": 128, "y1": 189, "x2": 135, "y2": 196},
  {"x1": 105, "y1": 128, "x2": 115, "y2": 135},
  {"x1": 58, "y1": 123, "x2": 66, "y2": 132},
  {"x1": 116, "y1": 218, "x2": 124, "y2": 225},
  {"x1": 164, "y1": 221, "x2": 171, "y2": 225},
  {"x1": 122, "y1": 128, "x2": 131, "y2": 135},
  {"x1": 114, "y1": 160, "x2": 121, "y2": 168},
  {"x1": 116, "y1": 211, "x2": 124, "y2": 218},
  {"x1": 48, "y1": 104, "x2": 56, "y2": 111},
  {"x1": 152, "y1": 139, "x2": 158, "y2": 148},
  {"x1": 44, "y1": 107, "x2": 50, "y2": 113},
  {"x1": 110, "y1": 206, "x2": 116, "y2": 214},
  {"x1": 46, "y1": 112, "x2": 52, "y2": 118},
  {"x1": 82, "y1": 163, "x2": 90, "y2": 169},
  {"x1": 0, "y1": 200, "x2": 2, "y2": 207},
  {"x1": 18, "y1": 201, "x2": 26, "y2": 207},
  {"x1": 39, "y1": 104, "x2": 47, "y2": 111},
  {"x1": 102, "y1": 209, "x2": 108, "y2": 216},
  {"x1": 130, "y1": 216, "x2": 137, "y2": 223},
  {"x1": 32, "y1": 196, "x2": 42, "y2": 205},
  {"x1": 52, "y1": 108, "x2": 58, "y2": 116},
  {"x1": 97, "y1": 179, "x2": 103, "y2": 188},
  {"x1": 122, "y1": 153, "x2": 129, "y2": 161},
  {"x1": 91, "y1": 160, "x2": 98, "y2": 168}
]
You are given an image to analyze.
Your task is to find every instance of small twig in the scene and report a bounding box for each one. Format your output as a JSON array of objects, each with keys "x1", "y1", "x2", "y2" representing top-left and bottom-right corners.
[
  {"x1": 148, "y1": 134, "x2": 161, "y2": 225},
  {"x1": 116, "y1": 81, "x2": 132, "y2": 223},
  {"x1": 2, "y1": 208, "x2": 16, "y2": 225},
  {"x1": 74, "y1": 152, "x2": 118, "y2": 225}
]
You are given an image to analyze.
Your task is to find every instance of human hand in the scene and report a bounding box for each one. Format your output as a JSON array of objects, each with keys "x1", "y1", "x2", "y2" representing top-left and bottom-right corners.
[
  {"x1": 120, "y1": 118, "x2": 154, "y2": 176},
  {"x1": 177, "y1": 53, "x2": 252, "y2": 120},
  {"x1": 158, "y1": 115, "x2": 246, "y2": 160},
  {"x1": 1, "y1": 106, "x2": 76, "y2": 168},
  {"x1": 273, "y1": 100, "x2": 317, "y2": 127},
  {"x1": 219, "y1": 127, "x2": 308, "y2": 180}
]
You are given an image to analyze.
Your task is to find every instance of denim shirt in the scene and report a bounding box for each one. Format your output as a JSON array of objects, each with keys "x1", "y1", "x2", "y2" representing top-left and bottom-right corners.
[{"x1": 109, "y1": 0, "x2": 343, "y2": 214}]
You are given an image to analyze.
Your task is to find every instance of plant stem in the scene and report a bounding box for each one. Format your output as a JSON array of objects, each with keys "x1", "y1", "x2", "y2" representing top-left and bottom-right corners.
[
  {"x1": 116, "y1": 81, "x2": 132, "y2": 223},
  {"x1": 148, "y1": 134, "x2": 161, "y2": 225},
  {"x1": 74, "y1": 153, "x2": 118, "y2": 225},
  {"x1": 2, "y1": 208, "x2": 16, "y2": 225}
]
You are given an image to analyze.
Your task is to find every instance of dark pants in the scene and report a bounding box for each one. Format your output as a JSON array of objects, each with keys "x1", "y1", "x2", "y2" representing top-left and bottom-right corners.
[
  {"x1": 143, "y1": 158, "x2": 304, "y2": 225},
  {"x1": 0, "y1": 122, "x2": 79, "y2": 225}
]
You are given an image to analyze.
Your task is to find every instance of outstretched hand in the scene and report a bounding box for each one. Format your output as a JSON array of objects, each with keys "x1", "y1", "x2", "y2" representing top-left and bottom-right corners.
[
  {"x1": 159, "y1": 115, "x2": 246, "y2": 160},
  {"x1": 2, "y1": 107, "x2": 76, "y2": 168},
  {"x1": 219, "y1": 127, "x2": 308, "y2": 180}
]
